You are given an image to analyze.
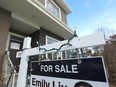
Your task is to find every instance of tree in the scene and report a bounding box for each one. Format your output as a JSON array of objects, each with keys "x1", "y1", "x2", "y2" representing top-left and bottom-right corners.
[
  {"x1": 93, "y1": 28, "x2": 116, "y2": 83},
  {"x1": 94, "y1": 27, "x2": 115, "y2": 38},
  {"x1": 103, "y1": 35, "x2": 116, "y2": 82}
]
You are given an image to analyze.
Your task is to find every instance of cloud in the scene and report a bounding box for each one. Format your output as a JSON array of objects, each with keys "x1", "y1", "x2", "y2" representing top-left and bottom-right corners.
[
  {"x1": 75, "y1": 0, "x2": 94, "y2": 7},
  {"x1": 111, "y1": 24, "x2": 116, "y2": 30},
  {"x1": 106, "y1": 18, "x2": 114, "y2": 23},
  {"x1": 65, "y1": 0, "x2": 116, "y2": 36},
  {"x1": 89, "y1": 5, "x2": 116, "y2": 29},
  {"x1": 84, "y1": 0, "x2": 93, "y2": 7}
]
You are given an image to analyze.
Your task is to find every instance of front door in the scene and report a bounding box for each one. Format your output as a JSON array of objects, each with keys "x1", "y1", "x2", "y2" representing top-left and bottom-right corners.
[{"x1": 8, "y1": 34, "x2": 24, "y2": 72}]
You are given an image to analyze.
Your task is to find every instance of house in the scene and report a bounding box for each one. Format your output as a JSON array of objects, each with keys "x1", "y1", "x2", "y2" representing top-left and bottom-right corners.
[{"x1": 0, "y1": 0, "x2": 73, "y2": 86}]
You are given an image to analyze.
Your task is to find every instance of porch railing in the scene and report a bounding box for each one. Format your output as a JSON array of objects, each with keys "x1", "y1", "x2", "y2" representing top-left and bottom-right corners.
[{"x1": 2, "y1": 51, "x2": 17, "y2": 87}]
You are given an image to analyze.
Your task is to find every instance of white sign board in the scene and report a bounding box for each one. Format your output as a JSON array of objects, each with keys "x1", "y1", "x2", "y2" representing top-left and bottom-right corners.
[
  {"x1": 16, "y1": 51, "x2": 22, "y2": 58},
  {"x1": 31, "y1": 56, "x2": 109, "y2": 87},
  {"x1": 16, "y1": 32, "x2": 106, "y2": 57}
]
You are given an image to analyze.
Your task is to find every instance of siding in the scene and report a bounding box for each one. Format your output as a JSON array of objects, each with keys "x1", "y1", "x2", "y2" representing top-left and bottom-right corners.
[
  {"x1": 39, "y1": 28, "x2": 64, "y2": 45},
  {"x1": 0, "y1": 7, "x2": 11, "y2": 72},
  {"x1": 61, "y1": 9, "x2": 67, "y2": 24},
  {"x1": 53, "y1": 0, "x2": 67, "y2": 24},
  {"x1": 38, "y1": 0, "x2": 45, "y2": 6},
  {"x1": 30, "y1": 30, "x2": 40, "y2": 47},
  {"x1": 29, "y1": 28, "x2": 64, "y2": 61},
  {"x1": 30, "y1": 28, "x2": 64, "y2": 47}
]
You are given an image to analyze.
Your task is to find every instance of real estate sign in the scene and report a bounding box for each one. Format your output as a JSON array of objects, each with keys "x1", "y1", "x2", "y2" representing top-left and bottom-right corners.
[{"x1": 30, "y1": 56, "x2": 109, "y2": 87}]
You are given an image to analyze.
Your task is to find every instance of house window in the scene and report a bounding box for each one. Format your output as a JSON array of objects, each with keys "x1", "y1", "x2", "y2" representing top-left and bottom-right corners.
[
  {"x1": 45, "y1": 0, "x2": 61, "y2": 19},
  {"x1": 46, "y1": 35, "x2": 59, "y2": 44},
  {"x1": 46, "y1": 35, "x2": 60, "y2": 60}
]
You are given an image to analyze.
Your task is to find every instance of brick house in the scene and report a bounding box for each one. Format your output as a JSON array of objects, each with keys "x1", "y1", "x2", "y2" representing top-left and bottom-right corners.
[{"x1": 0, "y1": 0, "x2": 73, "y2": 86}]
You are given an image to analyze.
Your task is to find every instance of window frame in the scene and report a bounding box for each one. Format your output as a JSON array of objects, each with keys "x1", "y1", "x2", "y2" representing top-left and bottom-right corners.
[
  {"x1": 46, "y1": 35, "x2": 63, "y2": 60},
  {"x1": 45, "y1": 0, "x2": 61, "y2": 20},
  {"x1": 46, "y1": 35, "x2": 59, "y2": 44},
  {"x1": 3, "y1": 32, "x2": 25, "y2": 87}
]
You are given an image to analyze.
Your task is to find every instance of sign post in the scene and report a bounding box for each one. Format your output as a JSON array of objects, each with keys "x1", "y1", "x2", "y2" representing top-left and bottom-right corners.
[
  {"x1": 16, "y1": 32, "x2": 109, "y2": 87},
  {"x1": 16, "y1": 37, "x2": 31, "y2": 87}
]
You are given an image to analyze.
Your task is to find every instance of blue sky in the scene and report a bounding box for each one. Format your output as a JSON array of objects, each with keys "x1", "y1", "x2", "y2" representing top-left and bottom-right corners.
[{"x1": 65, "y1": 0, "x2": 116, "y2": 36}]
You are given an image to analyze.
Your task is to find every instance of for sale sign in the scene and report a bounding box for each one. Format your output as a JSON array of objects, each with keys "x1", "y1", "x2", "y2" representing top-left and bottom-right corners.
[{"x1": 31, "y1": 56, "x2": 109, "y2": 87}]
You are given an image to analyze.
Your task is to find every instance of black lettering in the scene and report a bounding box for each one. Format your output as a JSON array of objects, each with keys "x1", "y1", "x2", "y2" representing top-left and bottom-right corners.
[
  {"x1": 36, "y1": 80, "x2": 41, "y2": 87},
  {"x1": 32, "y1": 78, "x2": 36, "y2": 86},
  {"x1": 46, "y1": 82, "x2": 50, "y2": 87},
  {"x1": 53, "y1": 81, "x2": 55, "y2": 87}
]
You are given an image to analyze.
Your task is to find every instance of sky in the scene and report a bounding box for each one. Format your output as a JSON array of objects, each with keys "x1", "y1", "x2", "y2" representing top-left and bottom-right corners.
[{"x1": 65, "y1": 0, "x2": 116, "y2": 36}]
